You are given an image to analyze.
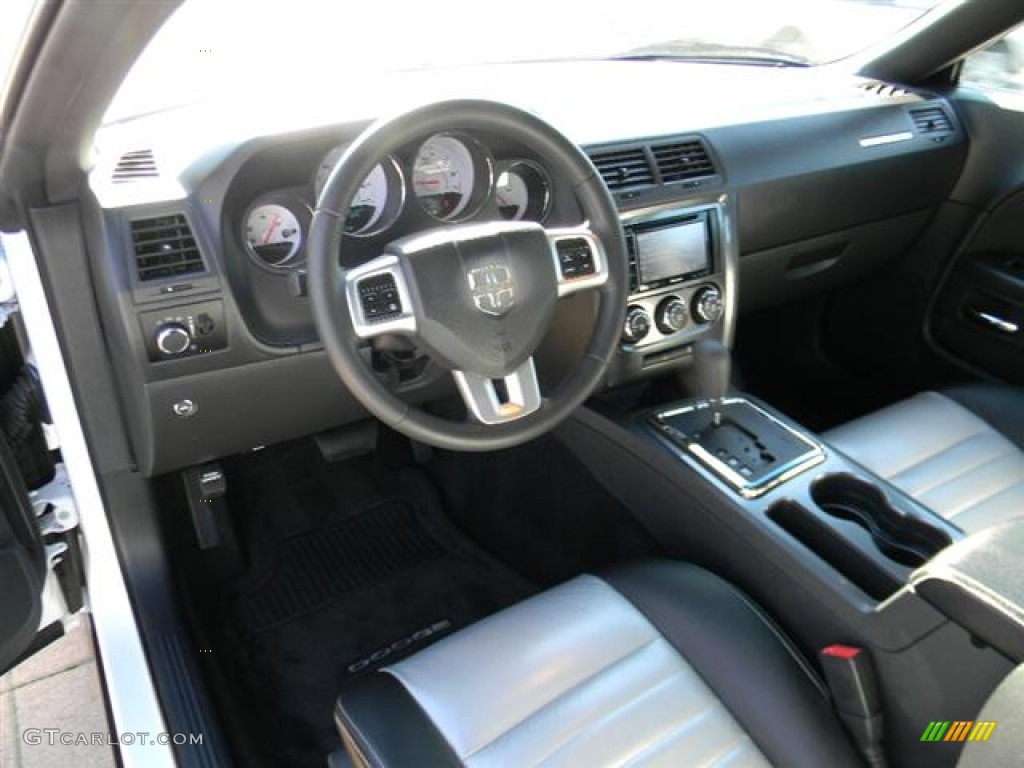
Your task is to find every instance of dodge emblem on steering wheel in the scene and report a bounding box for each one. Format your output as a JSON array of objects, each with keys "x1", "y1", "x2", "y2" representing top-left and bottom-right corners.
[{"x1": 467, "y1": 263, "x2": 516, "y2": 316}]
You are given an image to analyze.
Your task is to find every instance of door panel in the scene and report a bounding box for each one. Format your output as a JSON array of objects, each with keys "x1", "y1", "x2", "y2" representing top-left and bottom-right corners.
[{"x1": 928, "y1": 92, "x2": 1024, "y2": 383}]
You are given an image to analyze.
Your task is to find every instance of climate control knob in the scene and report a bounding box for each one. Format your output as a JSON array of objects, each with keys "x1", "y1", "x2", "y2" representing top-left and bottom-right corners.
[
  {"x1": 655, "y1": 296, "x2": 688, "y2": 335},
  {"x1": 622, "y1": 305, "x2": 651, "y2": 344},
  {"x1": 155, "y1": 323, "x2": 192, "y2": 356},
  {"x1": 692, "y1": 285, "x2": 724, "y2": 325}
]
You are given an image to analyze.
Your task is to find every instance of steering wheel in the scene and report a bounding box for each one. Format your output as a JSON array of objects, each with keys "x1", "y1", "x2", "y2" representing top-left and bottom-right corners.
[{"x1": 308, "y1": 100, "x2": 627, "y2": 451}]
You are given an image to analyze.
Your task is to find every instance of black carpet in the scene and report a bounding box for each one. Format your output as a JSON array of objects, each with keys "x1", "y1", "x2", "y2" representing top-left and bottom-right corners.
[
  {"x1": 426, "y1": 434, "x2": 662, "y2": 588},
  {"x1": 215, "y1": 444, "x2": 536, "y2": 767}
]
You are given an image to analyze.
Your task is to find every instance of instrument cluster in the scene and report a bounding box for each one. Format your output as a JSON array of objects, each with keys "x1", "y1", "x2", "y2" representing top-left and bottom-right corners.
[{"x1": 240, "y1": 132, "x2": 553, "y2": 272}]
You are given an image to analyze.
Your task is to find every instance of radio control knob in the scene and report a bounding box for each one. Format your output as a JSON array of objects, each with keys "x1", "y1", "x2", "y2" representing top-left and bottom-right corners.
[
  {"x1": 693, "y1": 285, "x2": 724, "y2": 325},
  {"x1": 156, "y1": 323, "x2": 191, "y2": 356},
  {"x1": 622, "y1": 306, "x2": 651, "y2": 344},
  {"x1": 655, "y1": 296, "x2": 688, "y2": 335}
]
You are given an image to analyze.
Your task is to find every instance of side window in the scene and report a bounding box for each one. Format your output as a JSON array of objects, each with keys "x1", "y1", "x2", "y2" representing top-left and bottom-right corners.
[{"x1": 961, "y1": 25, "x2": 1024, "y2": 92}]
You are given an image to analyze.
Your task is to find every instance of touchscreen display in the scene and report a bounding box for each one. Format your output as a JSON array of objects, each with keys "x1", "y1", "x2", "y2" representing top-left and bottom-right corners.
[{"x1": 636, "y1": 220, "x2": 708, "y2": 284}]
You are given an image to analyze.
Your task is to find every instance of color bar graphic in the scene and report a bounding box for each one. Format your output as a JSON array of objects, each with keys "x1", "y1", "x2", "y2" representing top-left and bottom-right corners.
[{"x1": 920, "y1": 721, "x2": 996, "y2": 742}]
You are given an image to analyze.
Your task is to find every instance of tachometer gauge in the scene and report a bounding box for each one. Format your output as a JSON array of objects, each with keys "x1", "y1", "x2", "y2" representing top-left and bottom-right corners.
[
  {"x1": 496, "y1": 161, "x2": 551, "y2": 222},
  {"x1": 244, "y1": 202, "x2": 304, "y2": 268},
  {"x1": 314, "y1": 145, "x2": 403, "y2": 237},
  {"x1": 413, "y1": 134, "x2": 486, "y2": 221},
  {"x1": 345, "y1": 163, "x2": 388, "y2": 234}
]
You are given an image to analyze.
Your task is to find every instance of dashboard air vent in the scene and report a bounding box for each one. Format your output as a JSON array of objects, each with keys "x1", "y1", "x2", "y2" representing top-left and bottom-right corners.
[
  {"x1": 652, "y1": 140, "x2": 716, "y2": 183},
  {"x1": 588, "y1": 147, "x2": 654, "y2": 190},
  {"x1": 112, "y1": 149, "x2": 159, "y2": 183},
  {"x1": 130, "y1": 214, "x2": 204, "y2": 282},
  {"x1": 910, "y1": 105, "x2": 953, "y2": 135}
]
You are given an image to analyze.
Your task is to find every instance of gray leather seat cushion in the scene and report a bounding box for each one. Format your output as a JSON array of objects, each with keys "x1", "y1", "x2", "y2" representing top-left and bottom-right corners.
[
  {"x1": 824, "y1": 388, "x2": 1024, "y2": 533},
  {"x1": 335, "y1": 561, "x2": 860, "y2": 768}
]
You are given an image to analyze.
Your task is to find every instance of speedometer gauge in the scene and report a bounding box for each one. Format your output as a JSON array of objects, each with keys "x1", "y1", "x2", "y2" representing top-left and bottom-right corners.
[
  {"x1": 412, "y1": 134, "x2": 482, "y2": 221},
  {"x1": 244, "y1": 202, "x2": 304, "y2": 268},
  {"x1": 314, "y1": 145, "x2": 403, "y2": 237}
]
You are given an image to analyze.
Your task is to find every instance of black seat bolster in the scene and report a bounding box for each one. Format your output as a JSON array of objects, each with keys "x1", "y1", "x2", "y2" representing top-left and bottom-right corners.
[
  {"x1": 334, "y1": 673, "x2": 461, "y2": 768},
  {"x1": 942, "y1": 384, "x2": 1024, "y2": 450},
  {"x1": 600, "y1": 560, "x2": 863, "y2": 768},
  {"x1": 958, "y1": 663, "x2": 1024, "y2": 768}
]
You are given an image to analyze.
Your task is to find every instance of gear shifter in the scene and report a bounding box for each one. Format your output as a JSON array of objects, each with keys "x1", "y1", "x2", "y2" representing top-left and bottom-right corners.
[
  {"x1": 652, "y1": 338, "x2": 823, "y2": 497},
  {"x1": 693, "y1": 339, "x2": 731, "y2": 425}
]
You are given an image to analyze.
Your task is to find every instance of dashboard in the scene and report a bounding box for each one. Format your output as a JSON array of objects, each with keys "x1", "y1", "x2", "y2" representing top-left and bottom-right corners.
[{"x1": 84, "y1": 60, "x2": 966, "y2": 475}]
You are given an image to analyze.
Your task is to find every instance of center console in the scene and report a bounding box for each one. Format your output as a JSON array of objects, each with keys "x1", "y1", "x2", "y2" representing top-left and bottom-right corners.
[
  {"x1": 604, "y1": 196, "x2": 738, "y2": 386},
  {"x1": 646, "y1": 390, "x2": 960, "y2": 601}
]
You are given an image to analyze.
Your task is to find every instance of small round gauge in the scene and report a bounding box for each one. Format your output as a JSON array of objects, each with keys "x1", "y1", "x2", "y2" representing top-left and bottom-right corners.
[
  {"x1": 243, "y1": 202, "x2": 305, "y2": 268},
  {"x1": 412, "y1": 134, "x2": 483, "y2": 221},
  {"x1": 496, "y1": 161, "x2": 551, "y2": 222},
  {"x1": 314, "y1": 145, "x2": 402, "y2": 237}
]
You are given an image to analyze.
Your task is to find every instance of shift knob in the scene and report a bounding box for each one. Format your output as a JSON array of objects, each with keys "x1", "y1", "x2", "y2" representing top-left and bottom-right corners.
[{"x1": 693, "y1": 338, "x2": 731, "y2": 403}]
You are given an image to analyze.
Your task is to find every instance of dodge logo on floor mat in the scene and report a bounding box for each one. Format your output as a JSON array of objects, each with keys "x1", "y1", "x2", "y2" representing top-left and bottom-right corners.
[{"x1": 345, "y1": 619, "x2": 453, "y2": 675}]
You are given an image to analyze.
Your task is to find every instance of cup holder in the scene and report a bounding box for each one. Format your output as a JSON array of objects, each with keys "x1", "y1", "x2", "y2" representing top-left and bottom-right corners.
[{"x1": 811, "y1": 474, "x2": 951, "y2": 567}]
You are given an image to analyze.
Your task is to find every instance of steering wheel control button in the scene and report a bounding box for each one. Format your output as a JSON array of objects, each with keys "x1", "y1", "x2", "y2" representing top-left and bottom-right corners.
[
  {"x1": 622, "y1": 305, "x2": 652, "y2": 344},
  {"x1": 693, "y1": 284, "x2": 724, "y2": 325},
  {"x1": 358, "y1": 274, "x2": 403, "y2": 321},
  {"x1": 656, "y1": 295, "x2": 689, "y2": 334},
  {"x1": 555, "y1": 238, "x2": 595, "y2": 279},
  {"x1": 156, "y1": 323, "x2": 192, "y2": 356}
]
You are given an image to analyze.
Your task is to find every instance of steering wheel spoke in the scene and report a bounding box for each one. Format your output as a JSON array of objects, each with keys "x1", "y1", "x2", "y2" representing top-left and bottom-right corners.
[
  {"x1": 452, "y1": 357, "x2": 542, "y2": 425},
  {"x1": 344, "y1": 254, "x2": 418, "y2": 339},
  {"x1": 547, "y1": 225, "x2": 610, "y2": 298}
]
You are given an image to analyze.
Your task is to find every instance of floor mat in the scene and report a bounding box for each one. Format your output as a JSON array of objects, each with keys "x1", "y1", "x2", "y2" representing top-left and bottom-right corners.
[
  {"x1": 236, "y1": 499, "x2": 446, "y2": 633},
  {"x1": 220, "y1": 447, "x2": 536, "y2": 767}
]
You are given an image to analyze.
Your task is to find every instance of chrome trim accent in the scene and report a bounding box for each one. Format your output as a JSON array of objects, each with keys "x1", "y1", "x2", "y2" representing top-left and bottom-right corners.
[
  {"x1": 466, "y1": 263, "x2": 516, "y2": 317},
  {"x1": 501, "y1": 159, "x2": 552, "y2": 222},
  {"x1": 859, "y1": 131, "x2": 914, "y2": 147},
  {"x1": 621, "y1": 281, "x2": 719, "y2": 349},
  {"x1": 344, "y1": 254, "x2": 418, "y2": 338},
  {"x1": 618, "y1": 198, "x2": 737, "y2": 346},
  {"x1": 546, "y1": 224, "x2": 609, "y2": 297},
  {"x1": 453, "y1": 357, "x2": 542, "y2": 424},
  {"x1": 653, "y1": 397, "x2": 825, "y2": 499},
  {"x1": 969, "y1": 308, "x2": 1018, "y2": 335},
  {"x1": 3, "y1": 231, "x2": 175, "y2": 767},
  {"x1": 314, "y1": 147, "x2": 406, "y2": 238},
  {"x1": 412, "y1": 132, "x2": 495, "y2": 223},
  {"x1": 350, "y1": 153, "x2": 407, "y2": 238},
  {"x1": 619, "y1": 199, "x2": 719, "y2": 225},
  {"x1": 396, "y1": 219, "x2": 540, "y2": 252},
  {"x1": 241, "y1": 195, "x2": 311, "y2": 272}
]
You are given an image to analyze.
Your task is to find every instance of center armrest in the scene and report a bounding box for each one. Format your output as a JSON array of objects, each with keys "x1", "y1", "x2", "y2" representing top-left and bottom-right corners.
[{"x1": 910, "y1": 520, "x2": 1024, "y2": 662}]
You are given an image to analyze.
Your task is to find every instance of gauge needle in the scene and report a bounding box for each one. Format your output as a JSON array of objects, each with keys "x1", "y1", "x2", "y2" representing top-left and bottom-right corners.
[{"x1": 263, "y1": 215, "x2": 280, "y2": 245}]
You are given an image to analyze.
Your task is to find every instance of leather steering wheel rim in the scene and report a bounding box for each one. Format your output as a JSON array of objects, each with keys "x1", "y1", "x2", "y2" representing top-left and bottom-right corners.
[{"x1": 308, "y1": 100, "x2": 627, "y2": 451}]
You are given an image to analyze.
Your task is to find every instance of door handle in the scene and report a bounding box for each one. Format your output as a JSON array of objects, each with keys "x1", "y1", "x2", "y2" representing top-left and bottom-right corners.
[{"x1": 968, "y1": 307, "x2": 1019, "y2": 335}]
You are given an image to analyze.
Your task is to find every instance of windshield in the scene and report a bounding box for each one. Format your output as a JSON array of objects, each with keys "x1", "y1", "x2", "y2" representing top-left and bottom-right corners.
[
  {"x1": 0, "y1": 0, "x2": 39, "y2": 100},
  {"x1": 106, "y1": 0, "x2": 943, "y2": 123}
]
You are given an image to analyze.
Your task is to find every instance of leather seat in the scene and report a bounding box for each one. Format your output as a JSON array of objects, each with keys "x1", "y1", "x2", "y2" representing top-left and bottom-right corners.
[
  {"x1": 334, "y1": 561, "x2": 861, "y2": 767},
  {"x1": 824, "y1": 384, "x2": 1024, "y2": 533}
]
